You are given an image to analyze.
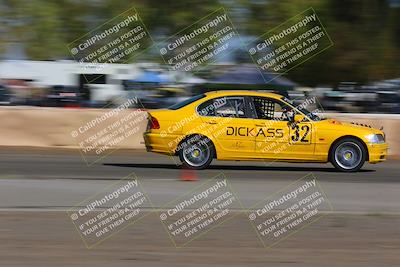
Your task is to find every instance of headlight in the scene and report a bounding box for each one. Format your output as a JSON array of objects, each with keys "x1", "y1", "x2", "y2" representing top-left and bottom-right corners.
[{"x1": 365, "y1": 134, "x2": 385, "y2": 144}]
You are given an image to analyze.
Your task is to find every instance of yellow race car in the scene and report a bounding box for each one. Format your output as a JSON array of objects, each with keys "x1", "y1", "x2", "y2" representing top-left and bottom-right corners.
[{"x1": 143, "y1": 91, "x2": 388, "y2": 172}]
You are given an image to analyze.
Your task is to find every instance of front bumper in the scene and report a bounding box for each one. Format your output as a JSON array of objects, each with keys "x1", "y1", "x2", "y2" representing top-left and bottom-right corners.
[{"x1": 367, "y1": 143, "x2": 388, "y2": 163}]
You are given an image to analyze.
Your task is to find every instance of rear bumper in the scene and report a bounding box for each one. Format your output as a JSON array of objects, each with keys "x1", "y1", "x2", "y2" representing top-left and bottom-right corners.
[
  {"x1": 368, "y1": 143, "x2": 388, "y2": 163},
  {"x1": 143, "y1": 132, "x2": 182, "y2": 155}
]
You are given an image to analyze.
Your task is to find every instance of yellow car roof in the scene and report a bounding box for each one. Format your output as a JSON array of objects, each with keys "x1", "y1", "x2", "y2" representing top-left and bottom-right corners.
[{"x1": 204, "y1": 90, "x2": 284, "y2": 99}]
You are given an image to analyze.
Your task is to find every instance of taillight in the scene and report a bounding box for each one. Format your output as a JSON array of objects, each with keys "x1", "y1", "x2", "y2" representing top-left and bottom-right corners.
[{"x1": 149, "y1": 116, "x2": 160, "y2": 129}]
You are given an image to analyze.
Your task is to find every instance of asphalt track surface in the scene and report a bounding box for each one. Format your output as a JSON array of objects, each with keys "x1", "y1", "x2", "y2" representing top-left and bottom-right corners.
[
  {"x1": 0, "y1": 147, "x2": 399, "y2": 213},
  {"x1": 0, "y1": 147, "x2": 399, "y2": 266}
]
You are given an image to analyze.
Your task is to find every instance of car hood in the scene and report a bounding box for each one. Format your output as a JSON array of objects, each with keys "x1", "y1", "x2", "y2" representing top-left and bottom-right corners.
[{"x1": 315, "y1": 119, "x2": 384, "y2": 135}]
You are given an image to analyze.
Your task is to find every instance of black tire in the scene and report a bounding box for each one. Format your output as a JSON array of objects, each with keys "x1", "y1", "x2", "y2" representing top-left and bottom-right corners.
[
  {"x1": 330, "y1": 137, "x2": 367, "y2": 172},
  {"x1": 178, "y1": 135, "x2": 215, "y2": 170}
]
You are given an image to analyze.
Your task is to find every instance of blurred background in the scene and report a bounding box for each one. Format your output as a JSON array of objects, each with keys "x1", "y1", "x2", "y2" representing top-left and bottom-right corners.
[
  {"x1": 1, "y1": 3, "x2": 400, "y2": 266},
  {"x1": 0, "y1": 0, "x2": 399, "y2": 112}
]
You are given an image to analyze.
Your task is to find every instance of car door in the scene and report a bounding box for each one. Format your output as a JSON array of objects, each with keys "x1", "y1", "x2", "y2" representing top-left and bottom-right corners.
[
  {"x1": 197, "y1": 96, "x2": 256, "y2": 158},
  {"x1": 251, "y1": 96, "x2": 291, "y2": 159},
  {"x1": 251, "y1": 96, "x2": 316, "y2": 160}
]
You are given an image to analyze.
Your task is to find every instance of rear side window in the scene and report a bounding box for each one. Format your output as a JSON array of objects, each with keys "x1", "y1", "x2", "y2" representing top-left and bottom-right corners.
[
  {"x1": 197, "y1": 97, "x2": 246, "y2": 118},
  {"x1": 168, "y1": 94, "x2": 205, "y2": 110}
]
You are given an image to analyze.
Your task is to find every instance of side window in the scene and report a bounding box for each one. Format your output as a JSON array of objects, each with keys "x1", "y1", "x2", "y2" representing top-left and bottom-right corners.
[
  {"x1": 198, "y1": 97, "x2": 246, "y2": 118},
  {"x1": 252, "y1": 97, "x2": 291, "y2": 120}
]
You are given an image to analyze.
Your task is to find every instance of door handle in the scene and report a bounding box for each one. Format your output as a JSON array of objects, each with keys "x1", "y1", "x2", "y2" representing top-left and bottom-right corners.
[
  {"x1": 207, "y1": 121, "x2": 218, "y2": 125},
  {"x1": 255, "y1": 124, "x2": 265, "y2": 127}
]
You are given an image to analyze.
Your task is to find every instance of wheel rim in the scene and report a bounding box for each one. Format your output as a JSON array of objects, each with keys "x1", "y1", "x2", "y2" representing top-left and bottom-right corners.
[
  {"x1": 182, "y1": 143, "x2": 210, "y2": 167},
  {"x1": 334, "y1": 142, "x2": 362, "y2": 170}
]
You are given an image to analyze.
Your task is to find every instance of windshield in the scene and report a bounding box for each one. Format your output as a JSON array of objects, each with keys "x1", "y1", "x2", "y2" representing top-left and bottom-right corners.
[
  {"x1": 282, "y1": 97, "x2": 323, "y2": 121},
  {"x1": 168, "y1": 94, "x2": 205, "y2": 110}
]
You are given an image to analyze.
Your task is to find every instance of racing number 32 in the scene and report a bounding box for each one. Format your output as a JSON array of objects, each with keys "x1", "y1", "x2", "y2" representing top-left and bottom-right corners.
[{"x1": 291, "y1": 124, "x2": 311, "y2": 143}]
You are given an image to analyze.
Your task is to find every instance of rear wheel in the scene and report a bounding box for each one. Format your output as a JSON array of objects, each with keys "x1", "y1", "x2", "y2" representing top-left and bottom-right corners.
[
  {"x1": 330, "y1": 138, "x2": 367, "y2": 172},
  {"x1": 178, "y1": 135, "x2": 214, "y2": 170}
]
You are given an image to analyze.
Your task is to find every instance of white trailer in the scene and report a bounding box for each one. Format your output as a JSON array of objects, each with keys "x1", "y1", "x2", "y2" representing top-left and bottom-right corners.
[{"x1": 0, "y1": 60, "x2": 141, "y2": 103}]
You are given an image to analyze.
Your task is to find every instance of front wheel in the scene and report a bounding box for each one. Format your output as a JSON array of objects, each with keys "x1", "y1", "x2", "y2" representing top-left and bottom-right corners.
[
  {"x1": 178, "y1": 135, "x2": 214, "y2": 170},
  {"x1": 330, "y1": 138, "x2": 367, "y2": 172}
]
